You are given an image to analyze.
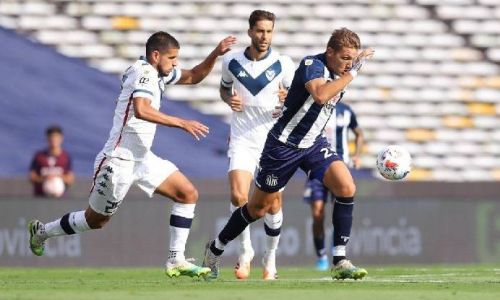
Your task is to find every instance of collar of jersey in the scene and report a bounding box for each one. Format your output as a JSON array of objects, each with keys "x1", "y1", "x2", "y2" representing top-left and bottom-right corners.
[
  {"x1": 139, "y1": 56, "x2": 161, "y2": 78},
  {"x1": 243, "y1": 47, "x2": 272, "y2": 61},
  {"x1": 316, "y1": 52, "x2": 339, "y2": 79},
  {"x1": 316, "y1": 52, "x2": 328, "y2": 66}
]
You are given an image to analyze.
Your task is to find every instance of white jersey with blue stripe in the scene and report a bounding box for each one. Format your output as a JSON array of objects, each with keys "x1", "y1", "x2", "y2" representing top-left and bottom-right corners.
[
  {"x1": 221, "y1": 48, "x2": 295, "y2": 147},
  {"x1": 270, "y1": 53, "x2": 345, "y2": 149},
  {"x1": 101, "y1": 57, "x2": 181, "y2": 161},
  {"x1": 323, "y1": 102, "x2": 358, "y2": 163}
]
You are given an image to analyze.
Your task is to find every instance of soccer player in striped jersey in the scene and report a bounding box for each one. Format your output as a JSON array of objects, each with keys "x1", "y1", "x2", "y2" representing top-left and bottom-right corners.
[
  {"x1": 204, "y1": 28, "x2": 373, "y2": 280},
  {"x1": 28, "y1": 31, "x2": 236, "y2": 278},
  {"x1": 220, "y1": 10, "x2": 295, "y2": 280},
  {"x1": 302, "y1": 102, "x2": 364, "y2": 271}
]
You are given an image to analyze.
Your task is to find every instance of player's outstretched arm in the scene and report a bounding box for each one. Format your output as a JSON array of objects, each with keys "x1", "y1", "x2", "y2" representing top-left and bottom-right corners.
[
  {"x1": 306, "y1": 48, "x2": 374, "y2": 105},
  {"x1": 133, "y1": 97, "x2": 209, "y2": 140},
  {"x1": 306, "y1": 76, "x2": 353, "y2": 105},
  {"x1": 176, "y1": 36, "x2": 237, "y2": 85}
]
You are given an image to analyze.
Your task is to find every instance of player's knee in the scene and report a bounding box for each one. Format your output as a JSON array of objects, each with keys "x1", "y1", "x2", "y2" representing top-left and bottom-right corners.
[
  {"x1": 230, "y1": 191, "x2": 248, "y2": 206},
  {"x1": 312, "y1": 212, "x2": 324, "y2": 223},
  {"x1": 181, "y1": 186, "x2": 198, "y2": 204},
  {"x1": 336, "y1": 181, "x2": 356, "y2": 197},
  {"x1": 252, "y1": 207, "x2": 267, "y2": 219},
  {"x1": 247, "y1": 202, "x2": 266, "y2": 220}
]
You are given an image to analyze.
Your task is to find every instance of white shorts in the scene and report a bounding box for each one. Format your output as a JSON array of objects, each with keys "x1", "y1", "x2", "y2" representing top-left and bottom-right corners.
[
  {"x1": 89, "y1": 151, "x2": 178, "y2": 216},
  {"x1": 227, "y1": 142, "x2": 263, "y2": 174}
]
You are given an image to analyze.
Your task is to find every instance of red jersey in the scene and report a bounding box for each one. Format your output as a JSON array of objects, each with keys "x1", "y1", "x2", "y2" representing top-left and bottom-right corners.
[{"x1": 30, "y1": 150, "x2": 72, "y2": 196}]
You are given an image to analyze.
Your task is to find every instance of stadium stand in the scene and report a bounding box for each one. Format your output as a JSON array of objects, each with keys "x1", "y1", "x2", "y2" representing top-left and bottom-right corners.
[
  {"x1": 1, "y1": 0, "x2": 499, "y2": 180},
  {"x1": 0, "y1": 26, "x2": 230, "y2": 178}
]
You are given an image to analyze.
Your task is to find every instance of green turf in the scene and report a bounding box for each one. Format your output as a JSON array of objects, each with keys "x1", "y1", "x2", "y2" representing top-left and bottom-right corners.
[{"x1": 1, "y1": 266, "x2": 499, "y2": 300}]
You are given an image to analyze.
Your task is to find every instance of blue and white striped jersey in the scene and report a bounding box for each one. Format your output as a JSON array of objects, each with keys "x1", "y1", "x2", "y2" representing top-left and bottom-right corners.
[
  {"x1": 323, "y1": 102, "x2": 358, "y2": 163},
  {"x1": 269, "y1": 53, "x2": 345, "y2": 149}
]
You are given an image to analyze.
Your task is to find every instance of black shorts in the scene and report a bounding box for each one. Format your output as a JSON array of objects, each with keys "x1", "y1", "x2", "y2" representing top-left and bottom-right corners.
[{"x1": 255, "y1": 135, "x2": 342, "y2": 193}]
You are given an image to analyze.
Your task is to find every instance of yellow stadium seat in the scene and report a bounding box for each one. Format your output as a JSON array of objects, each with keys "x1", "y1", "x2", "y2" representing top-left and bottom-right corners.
[
  {"x1": 468, "y1": 102, "x2": 496, "y2": 115},
  {"x1": 442, "y1": 116, "x2": 474, "y2": 128},
  {"x1": 348, "y1": 141, "x2": 355, "y2": 154},
  {"x1": 406, "y1": 129, "x2": 435, "y2": 141},
  {"x1": 112, "y1": 16, "x2": 139, "y2": 30},
  {"x1": 407, "y1": 168, "x2": 432, "y2": 181},
  {"x1": 458, "y1": 76, "x2": 483, "y2": 88},
  {"x1": 492, "y1": 169, "x2": 500, "y2": 180},
  {"x1": 485, "y1": 76, "x2": 500, "y2": 88},
  {"x1": 346, "y1": 141, "x2": 368, "y2": 153},
  {"x1": 457, "y1": 89, "x2": 474, "y2": 101},
  {"x1": 451, "y1": 48, "x2": 481, "y2": 62},
  {"x1": 347, "y1": 141, "x2": 368, "y2": 155}
]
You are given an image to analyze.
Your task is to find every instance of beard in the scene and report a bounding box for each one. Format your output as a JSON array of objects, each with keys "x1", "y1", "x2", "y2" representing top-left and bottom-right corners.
[
  {"x1": 252, "y1": 39, "x2": 270, "y2": 53},
  {"x1": 158, "y1": 68, "x2": 171, "y2": 77}
]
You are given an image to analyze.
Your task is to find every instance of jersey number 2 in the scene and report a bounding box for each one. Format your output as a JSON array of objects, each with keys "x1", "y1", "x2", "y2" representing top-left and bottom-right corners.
[{"x1": 320, "y1": 148, "x2": 333, "y2": 159}]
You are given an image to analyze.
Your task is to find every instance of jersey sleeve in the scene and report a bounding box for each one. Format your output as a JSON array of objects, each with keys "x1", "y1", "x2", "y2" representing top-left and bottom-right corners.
[
  {"x1": 64, "y1": 153, "x2": 73, "y2": 173},
  {"x1": 280, "y1": 55, "x2": 295, "y2": 89},
  {"x1": 162, "y1": 66, "x2": 182, "y2": 85},
  {"x1": 220, "y1": 55, "x2": 233, "y2": 88},
  {"x1": 29, "y1": 153, "x2": 40, "y2": 172},
  {"x1": 131, "y1": 67, "x2": 157, "y2": 100},
  {"x1": 348, "y1": 107, "x2": 359, "y2": 129},
  {"x1": 299, "y1": 57, "x2": 326, "y2": 84}
]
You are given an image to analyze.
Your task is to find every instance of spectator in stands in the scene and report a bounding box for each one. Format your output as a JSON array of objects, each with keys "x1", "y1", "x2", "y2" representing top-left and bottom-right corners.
[
  {"x1": 29, "y1": 125, "x2": 74, "y2": 198},
  {"x1": 302, "y1": 101, "x2": 364, "y2": 271}
]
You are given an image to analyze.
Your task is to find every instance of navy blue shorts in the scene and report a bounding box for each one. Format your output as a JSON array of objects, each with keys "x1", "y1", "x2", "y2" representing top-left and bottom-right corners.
[
  {"x1": 255, "y1": 135, "x2": 342, "y2": 193},
  {"x1": 303, "y1": 178, "x2": 333, "y2": 203}
]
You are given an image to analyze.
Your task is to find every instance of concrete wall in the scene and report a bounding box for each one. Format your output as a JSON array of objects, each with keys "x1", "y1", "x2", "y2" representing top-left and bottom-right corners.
[{"x1": 1, "y1": 183, "x2": 499, "y2": 267}]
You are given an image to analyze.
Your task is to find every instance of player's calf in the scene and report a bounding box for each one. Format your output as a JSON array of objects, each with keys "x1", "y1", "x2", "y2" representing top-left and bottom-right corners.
[
  {"x1": 230, "y1": 203, "x2": 254, "y2": 280},
  {"x1": 85, "y1": 210, "x2": 111, "y2": 229}
]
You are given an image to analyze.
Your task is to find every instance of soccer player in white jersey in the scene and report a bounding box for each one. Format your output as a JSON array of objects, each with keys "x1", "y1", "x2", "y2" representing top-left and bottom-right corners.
[
  {"x1": 302, "y1": 102, "x2": 364, "y2": 271},
  {"x1": 204, "y1": 28, "x2": 373, "y2": 280},
  {"x1": 28, "y1": 31, "x2": 236, "y2": 278},
  {"x1": 219, "y1": 10, "x2": 295, "y2": 280}
]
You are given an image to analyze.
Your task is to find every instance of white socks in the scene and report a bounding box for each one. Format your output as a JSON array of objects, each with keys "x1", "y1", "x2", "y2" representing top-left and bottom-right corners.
[
  {"x1": 333, "y1": 245, "x2": 346, "y2": 257},
  {"x1": 168, "y1": 203, "x2": 195, "y2": 263},
  {"x1": 45, "y1": 211, "x2": 90, "y2": 238},
  {"x1": 264, "y1": 209, "x2": 283, "y2": 255},
  {"x1": 44, "y1": 220, "x2": 65, "y2": 238}
]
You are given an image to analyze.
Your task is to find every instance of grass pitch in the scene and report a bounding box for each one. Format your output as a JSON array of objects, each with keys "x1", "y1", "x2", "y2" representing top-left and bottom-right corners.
[{"x1": 1, "y1": 265, "x2": 499, "y2": 300}]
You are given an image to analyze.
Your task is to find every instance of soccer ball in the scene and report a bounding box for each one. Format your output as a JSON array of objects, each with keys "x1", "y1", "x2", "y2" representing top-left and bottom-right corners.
[
  {"x1": 376, "y1": 145, "x2": 412, "y2": 180},
  {"x1": 42, "y1": 176, "x2": 65, "y2": 197}
]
